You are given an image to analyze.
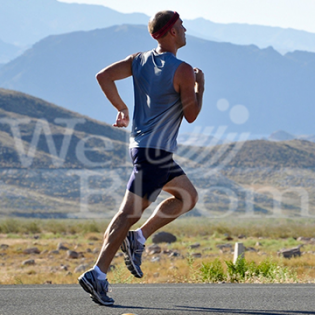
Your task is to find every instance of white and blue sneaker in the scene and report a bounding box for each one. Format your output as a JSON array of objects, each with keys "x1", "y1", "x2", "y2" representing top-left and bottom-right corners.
[
  {"x1": 78, "y1": 269, "x2": 114, "y2": 306},
  {"x1": 121, "y1": 231, "x2": 145, "y2": 278}
]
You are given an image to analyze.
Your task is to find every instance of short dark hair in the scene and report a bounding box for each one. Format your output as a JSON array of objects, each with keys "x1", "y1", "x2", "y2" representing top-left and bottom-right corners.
[{"x1": 148, "y1": 10, "x2": 175, "y2": 37}]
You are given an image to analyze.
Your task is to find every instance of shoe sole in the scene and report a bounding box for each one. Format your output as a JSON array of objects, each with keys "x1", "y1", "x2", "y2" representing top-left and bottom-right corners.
[
  {"x1": 90, "y1": 295, "x2": 103, "y2": 305},
  {"x1": 121, "y1": 237, "x2": 143, "y2": 278},
  {"x1": 78, "y1": 275, "x2": 114, "y2": 306}
]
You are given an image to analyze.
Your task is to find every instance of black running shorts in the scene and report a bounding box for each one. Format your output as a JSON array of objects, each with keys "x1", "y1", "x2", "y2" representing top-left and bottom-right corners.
[{"x1": 127, "y1": 148, "x2": 185, "y2": 202}]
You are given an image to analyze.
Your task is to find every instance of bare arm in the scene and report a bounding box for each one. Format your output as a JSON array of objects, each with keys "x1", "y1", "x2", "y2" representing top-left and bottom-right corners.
[
  {"x1": 96, "y1": 54, "x2": 135, "y2": 128},
  {"x1": 174, "y1": 62, "x2": 205, "y2": 123}
]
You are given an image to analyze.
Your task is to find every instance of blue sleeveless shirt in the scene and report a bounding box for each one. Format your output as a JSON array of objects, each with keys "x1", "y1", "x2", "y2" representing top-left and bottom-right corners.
[{"x1": 130, "y1": 49, "x2": 184, "y2": 152}]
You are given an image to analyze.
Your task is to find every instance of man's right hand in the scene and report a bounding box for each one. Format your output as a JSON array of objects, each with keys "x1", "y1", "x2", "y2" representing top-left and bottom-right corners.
[{"x1": 113, "y1": 108, "x2": 129, "y2": 128}]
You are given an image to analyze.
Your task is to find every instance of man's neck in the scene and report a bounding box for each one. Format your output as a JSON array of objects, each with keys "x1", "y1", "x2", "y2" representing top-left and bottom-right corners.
[{"x1": 156, "y1": 44, "x2": 177, "y2": 56}]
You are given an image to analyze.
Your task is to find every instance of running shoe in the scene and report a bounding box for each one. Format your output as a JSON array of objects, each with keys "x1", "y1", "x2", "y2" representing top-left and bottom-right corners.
[
  {"x1": 78, "y1": 269, "x2": 114, "y2": 306},
  {"x1": 121, "y1": 231, "x2": 145, "y2": 278}
]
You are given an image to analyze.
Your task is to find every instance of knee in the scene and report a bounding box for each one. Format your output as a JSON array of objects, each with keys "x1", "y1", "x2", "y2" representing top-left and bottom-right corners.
[
  {"x1": 102, "y1": 210, "x2": 140, "y2": 240},
  {"x1": 189, "y1": 189, "x2": 198, "y2": 210},
  {"x1": 176, "y1": 186, "x2": 198, "y2": 211},
  {"x1": 117, "y1": 210, "x2": 141, "y2": 226},
  {"x1": 182, "y1": 187, "x2": 198, "y2": 211}
]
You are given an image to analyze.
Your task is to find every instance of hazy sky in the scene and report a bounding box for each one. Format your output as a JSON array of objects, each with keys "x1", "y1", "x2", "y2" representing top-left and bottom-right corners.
[{"x1": 59, "y1": 0, "x2": 315, "y2": 33}]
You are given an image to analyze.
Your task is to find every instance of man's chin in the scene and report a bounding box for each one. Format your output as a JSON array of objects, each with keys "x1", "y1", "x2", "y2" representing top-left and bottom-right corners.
[{"x1": 179, "y1": 39, "x2": 186, "y2": 47}]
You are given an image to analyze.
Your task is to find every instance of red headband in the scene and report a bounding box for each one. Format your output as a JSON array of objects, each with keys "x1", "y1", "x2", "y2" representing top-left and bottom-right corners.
[{"x1": 151, "y1": 12, "x2": 180, "y2": 40}]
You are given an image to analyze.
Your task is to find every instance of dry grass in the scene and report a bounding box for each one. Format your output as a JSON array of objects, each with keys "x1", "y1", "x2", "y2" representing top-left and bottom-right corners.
[{"x1": 1, "y1": 217, "x2": 315, "y2": 285}]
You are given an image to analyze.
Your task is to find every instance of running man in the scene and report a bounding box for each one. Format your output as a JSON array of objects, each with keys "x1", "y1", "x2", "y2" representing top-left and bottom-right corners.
[{"x1": 78, "y1": 10, "x2": 205, "y2": 306}]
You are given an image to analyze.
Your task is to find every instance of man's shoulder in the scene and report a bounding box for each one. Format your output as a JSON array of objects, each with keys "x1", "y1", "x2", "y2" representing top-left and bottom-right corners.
[
  {"x1": 173, "y1": 62, "x2": 195, "y2": 89},
  {"x1": 176, "y1": 62, "x2": 194, "y2": 75},
  {"x1": 131, "y1": 50, "x2": 154, "y2": 62},
  {"x1": 135, "y1": 49, "x2": 154, "y2": 57}
]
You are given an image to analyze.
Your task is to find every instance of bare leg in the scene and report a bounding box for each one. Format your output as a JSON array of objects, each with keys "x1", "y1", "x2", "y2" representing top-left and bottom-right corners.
[
  {"x1": 140, "y1": 175, "x2": 198, "y2": 239},
  {"x1": 95, "y1": 190, "x2": 151, "y2": 273}
]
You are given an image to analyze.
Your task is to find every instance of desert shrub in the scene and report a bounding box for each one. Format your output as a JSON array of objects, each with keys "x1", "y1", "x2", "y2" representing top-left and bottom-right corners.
[
  {"x1": 200, "y1": 259, "x2": 226, "y2": 282},
  {"x1": 200, "y1": 257, "x2": 296, "y2": 283},
  {"x1": 81, "y1": 220, "x2": 101, "y2": 234},
  {"x1": 21, "y1": 220, "x2": 41, "y2": 234},
  {"x1": 0, "y1": 219, "x2": 22, "y2": 233}
]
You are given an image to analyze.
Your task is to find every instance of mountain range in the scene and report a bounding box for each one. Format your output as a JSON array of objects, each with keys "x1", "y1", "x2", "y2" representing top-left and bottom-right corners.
[
  {"x1": 0, "y1": 39, "x2": 22, "y2": 64},
  {"x1": 0, "y1": 0, "x2": 148, "y2": 47},
  {"x1": 0, "y1": 88, "x2": 314, "y2": 218},
  {"x1": 268, "y1": 130, "x2": 315, "y2": 143},
  {"x1": 1, "y1": 0, "x2": 315, "y2": 64},
  {"x1": 0, "y1": 25, "x2": 314, "y2": 138},
  {"x1": 185, "y1": 18, "x2": 315, "y2": 54}
]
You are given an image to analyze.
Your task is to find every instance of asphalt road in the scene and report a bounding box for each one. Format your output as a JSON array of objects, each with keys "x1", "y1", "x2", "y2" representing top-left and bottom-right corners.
[{"x1": 1, "y1": 283, "x2": 315, "y2": 315}]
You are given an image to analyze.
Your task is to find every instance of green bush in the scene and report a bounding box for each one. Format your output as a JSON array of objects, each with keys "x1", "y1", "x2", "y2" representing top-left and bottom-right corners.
[
  {"x1": 81, "y1": 220, "x2": 101, "y2": 233},
  {"x1": 22, "y1": 221, "x2": 41, "y2": 234},
  {"x1": 199, "y1": 257, "x2": 296, "y2": 283},
  {"x1": 0, "y1": 219, "x2": 21, "y2": 233},
  {"x1": 200, "y1": 259, "x2": 226, "y2": 282},
  {"x1": 225, "y1": 256, "x2": 250, "y2": 282},
  {"x1": 44, "y1": 220, "x2": 67, "y2": 234}
]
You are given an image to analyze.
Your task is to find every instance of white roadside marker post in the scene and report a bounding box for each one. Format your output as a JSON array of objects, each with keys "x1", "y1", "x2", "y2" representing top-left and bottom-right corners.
[{"x1": 233, "y1": 242, "x2": 245, "y2": 264}]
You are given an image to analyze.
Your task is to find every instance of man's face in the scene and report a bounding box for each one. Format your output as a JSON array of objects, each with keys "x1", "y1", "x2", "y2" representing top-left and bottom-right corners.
[{"x1": 173, "y1": 18, "x2": 187, "y2": 48}]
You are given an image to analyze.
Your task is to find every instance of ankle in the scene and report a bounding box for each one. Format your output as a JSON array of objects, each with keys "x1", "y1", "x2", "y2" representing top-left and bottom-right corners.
[
  {"x1": 93, "y1": 265, "x2": 107, "y2": 280},
  {"x1": 135, "y1": 228, "x2": 146, "y2": 245}
]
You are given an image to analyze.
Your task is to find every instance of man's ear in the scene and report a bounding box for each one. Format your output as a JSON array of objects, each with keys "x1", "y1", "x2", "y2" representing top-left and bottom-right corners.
[{"x1": 170, "y1": 27, "x2": 176, "y2": 36}]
